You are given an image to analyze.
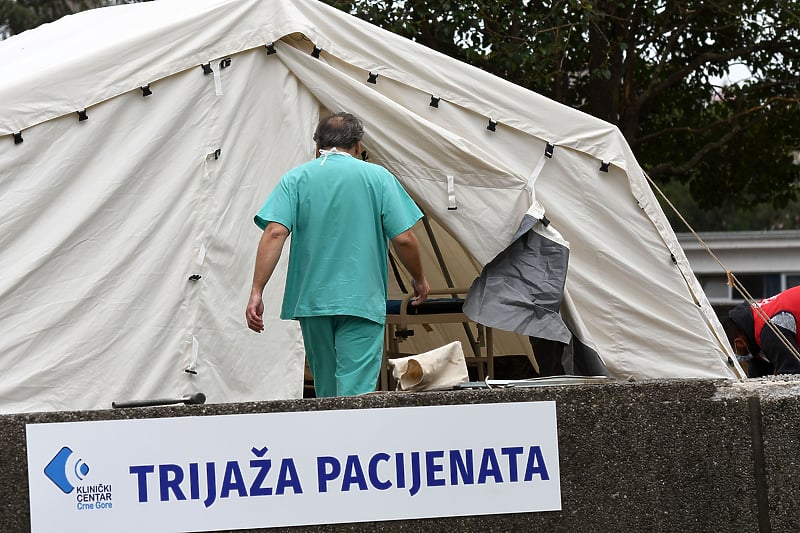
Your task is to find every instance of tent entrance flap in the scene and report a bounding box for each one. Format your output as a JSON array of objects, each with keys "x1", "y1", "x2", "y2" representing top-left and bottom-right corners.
[{"x1": 463, "y1": 214, "x2": 571, "y2": 344}]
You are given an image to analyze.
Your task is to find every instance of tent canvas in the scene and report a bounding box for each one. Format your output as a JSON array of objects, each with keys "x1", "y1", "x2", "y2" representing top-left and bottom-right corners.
[{"x1": 0, "y1": 0, "x2": 742, "y2": 413}]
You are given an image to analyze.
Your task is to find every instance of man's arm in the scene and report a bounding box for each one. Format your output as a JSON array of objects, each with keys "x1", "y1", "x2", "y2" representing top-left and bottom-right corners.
[
  {"x1": 246, "y1": 222, "x2": 290, "y2": 332},
  {"x1": 390, "y1": 228, "x2": 430, "y2": 305}
]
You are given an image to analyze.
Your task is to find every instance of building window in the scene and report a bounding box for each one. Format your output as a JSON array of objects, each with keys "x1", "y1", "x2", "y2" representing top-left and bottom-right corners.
[
  {"x1": 697, "y1": 273, "x2": 800, "y2": 312},
  {"x1": 766, "y1": 274, "x2": 782, "y2": 298},
  {"x1": 731, "y1": 274, "x2": 782, "y2": 300}
]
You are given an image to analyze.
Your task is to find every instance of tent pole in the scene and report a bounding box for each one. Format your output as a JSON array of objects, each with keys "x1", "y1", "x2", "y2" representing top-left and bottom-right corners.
[
  {"x1": 421, "y1": 216, "x2": 456, "y2": 292},
  {"x1": 420, "y1": 216, "x2": 482, "y2": 360}
]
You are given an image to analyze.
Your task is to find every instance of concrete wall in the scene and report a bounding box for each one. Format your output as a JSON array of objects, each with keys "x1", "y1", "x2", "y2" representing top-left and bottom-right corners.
[{"x1": 3, "y1": 377, "x2": 800, "y2": 532}]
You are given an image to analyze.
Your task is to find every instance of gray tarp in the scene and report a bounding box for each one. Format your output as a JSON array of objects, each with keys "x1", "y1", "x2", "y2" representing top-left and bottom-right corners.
[{"x1": 464, "y1": 215, "x2": 571, "y2": 344}]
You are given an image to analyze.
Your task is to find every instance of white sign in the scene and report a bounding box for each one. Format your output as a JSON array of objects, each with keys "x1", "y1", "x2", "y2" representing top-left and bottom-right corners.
[{"x1": 26, "y1": 402, "x2": 560, "y2": 532}]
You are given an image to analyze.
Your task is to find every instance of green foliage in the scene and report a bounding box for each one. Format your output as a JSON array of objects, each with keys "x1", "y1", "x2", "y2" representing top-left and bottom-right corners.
[
  {"x1": 326, "y1": 0, "x2": 800, "y2": 227},
  {"x1": 659, "y1": 181, "x2": 800, "y2": 231}
]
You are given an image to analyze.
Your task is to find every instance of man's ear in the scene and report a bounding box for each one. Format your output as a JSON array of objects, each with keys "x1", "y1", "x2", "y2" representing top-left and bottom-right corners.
[{"x1": 733, "y1": 336, "x2": 749, "y2": 355}]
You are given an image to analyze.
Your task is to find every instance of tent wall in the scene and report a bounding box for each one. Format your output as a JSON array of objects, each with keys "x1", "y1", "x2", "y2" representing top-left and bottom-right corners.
[{"x1": 0, "y1": 47, "x2": 312, "y2": 412}]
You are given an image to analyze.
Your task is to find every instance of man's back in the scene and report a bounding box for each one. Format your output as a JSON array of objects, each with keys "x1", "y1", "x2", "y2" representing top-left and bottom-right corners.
[{"x1": 255, "y1": 153, "x2": 422, "y2": 324}]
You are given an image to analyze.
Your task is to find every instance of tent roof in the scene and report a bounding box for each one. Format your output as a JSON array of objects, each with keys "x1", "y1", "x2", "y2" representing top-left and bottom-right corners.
[{"x1": 0, "y1": 0, "x2": 627, "y2": 165}]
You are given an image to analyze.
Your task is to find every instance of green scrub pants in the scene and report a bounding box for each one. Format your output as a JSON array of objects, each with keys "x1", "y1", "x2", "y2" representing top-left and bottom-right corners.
[{"x1": 299, "y1": 315, "x2": 384, "y2": 397}]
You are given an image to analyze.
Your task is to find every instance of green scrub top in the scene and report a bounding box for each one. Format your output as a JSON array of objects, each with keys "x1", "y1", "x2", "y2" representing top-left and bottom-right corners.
[{"x1": 254, "y1": 153, "x2": 422, "y2": 325}]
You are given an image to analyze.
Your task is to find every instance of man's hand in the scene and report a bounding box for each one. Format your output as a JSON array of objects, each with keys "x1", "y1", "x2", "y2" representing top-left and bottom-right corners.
[
  {"x1": 411, "y1": 277, "x2": 430, "y2": 305},
  {"x1": 391, "y1": 227, "x2": 429, "y2": 306},
  {"x1": 246, "y1": 291, "x2": 265, "y2": 332}
]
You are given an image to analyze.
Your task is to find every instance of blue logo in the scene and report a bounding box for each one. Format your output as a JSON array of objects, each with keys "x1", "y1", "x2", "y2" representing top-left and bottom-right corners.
[{"x1": 44, "y1": 446, "x2": 89, "y2": 494}]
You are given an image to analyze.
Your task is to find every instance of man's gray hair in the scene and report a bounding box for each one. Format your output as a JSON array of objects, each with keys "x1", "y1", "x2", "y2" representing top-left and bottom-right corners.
[{"x1": 313, "y1": 112, "x2": 364, "y2": 149}]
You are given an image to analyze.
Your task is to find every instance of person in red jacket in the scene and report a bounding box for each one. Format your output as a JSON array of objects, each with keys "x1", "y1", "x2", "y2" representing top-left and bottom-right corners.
[{"x1": 723, "y1": 286, "x2": 800, "y2": 377}]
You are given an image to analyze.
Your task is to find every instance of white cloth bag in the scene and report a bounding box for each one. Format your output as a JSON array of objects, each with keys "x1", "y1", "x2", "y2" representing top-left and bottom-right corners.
[{"x1": 388, "y1": 341, "x2": 469, "y2": 391}]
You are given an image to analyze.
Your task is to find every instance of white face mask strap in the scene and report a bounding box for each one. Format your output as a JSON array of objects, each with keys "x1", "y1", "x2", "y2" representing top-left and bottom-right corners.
[
  {"x1": 318, "y1": 147, "x2": 338, "y2": 165},
  {"x1": 318, "y1": 147, "x2": 354, "y2": 165}
]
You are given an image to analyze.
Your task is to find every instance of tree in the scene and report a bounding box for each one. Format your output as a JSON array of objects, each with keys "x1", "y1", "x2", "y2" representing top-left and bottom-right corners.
[
  {"x1": 658, "y1": 181, "x2": 800, "y2": 231},
  {"x1": 325, "y1": 0, "x2": 800, "y2": 228}
]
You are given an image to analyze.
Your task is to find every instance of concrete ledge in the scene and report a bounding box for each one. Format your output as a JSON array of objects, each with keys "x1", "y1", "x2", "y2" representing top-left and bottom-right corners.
[{"x1": 4, "y1": 377, "x2": 800, "y2": 532}]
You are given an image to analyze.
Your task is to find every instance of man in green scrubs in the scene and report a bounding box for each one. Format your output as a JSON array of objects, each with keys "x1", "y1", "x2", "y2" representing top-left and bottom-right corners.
[{"x1": 246, "y1": 112, "x2": 430, "y2": 397}]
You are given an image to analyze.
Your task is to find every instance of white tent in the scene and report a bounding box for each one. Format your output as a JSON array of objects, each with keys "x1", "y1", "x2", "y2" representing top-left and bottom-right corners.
[{"x1": 0, "y1": 0, "x2": 743, "y2": 413}]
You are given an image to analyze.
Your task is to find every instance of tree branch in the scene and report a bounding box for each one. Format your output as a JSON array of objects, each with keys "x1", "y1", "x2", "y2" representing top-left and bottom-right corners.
[{"x1": 634, "y1": 95, "x2": 800, "y2": 146}]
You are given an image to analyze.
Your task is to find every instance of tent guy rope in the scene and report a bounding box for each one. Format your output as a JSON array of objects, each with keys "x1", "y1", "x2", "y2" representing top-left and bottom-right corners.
[{"x1": 644, "y1": 172, "x2": 800, "y2": 367}]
